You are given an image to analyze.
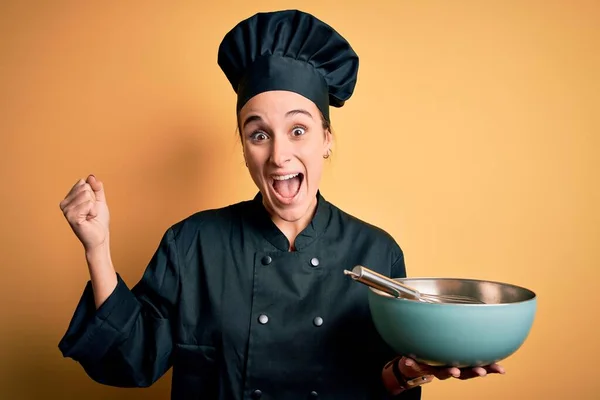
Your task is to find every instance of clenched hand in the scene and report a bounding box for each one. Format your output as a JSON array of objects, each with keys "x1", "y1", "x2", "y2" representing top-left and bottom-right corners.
[{"x1": 59, "y1": 174, "x2": 110, "y2": 252}]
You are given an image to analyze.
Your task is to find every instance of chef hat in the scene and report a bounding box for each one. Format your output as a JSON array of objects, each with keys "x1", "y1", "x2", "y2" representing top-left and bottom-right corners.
[{"x1": 217, "y1": 9, "x2": 359, "y2": 123}]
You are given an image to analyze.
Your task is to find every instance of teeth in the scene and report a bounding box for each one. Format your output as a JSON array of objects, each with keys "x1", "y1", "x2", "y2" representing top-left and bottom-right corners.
[{"x1": 273, "y1": 173, "x2": 299, "y2": 181}]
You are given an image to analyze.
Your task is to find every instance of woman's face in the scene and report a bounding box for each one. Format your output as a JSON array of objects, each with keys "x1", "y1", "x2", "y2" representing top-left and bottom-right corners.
[{"x1": 239, "y1": 90, "x2": 332, "y2": 223}]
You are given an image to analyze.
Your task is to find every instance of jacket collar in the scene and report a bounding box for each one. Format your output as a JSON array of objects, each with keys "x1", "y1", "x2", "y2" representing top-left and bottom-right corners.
[{"x1": 249, "y1": 190, "x2": 332, "y2": 251}]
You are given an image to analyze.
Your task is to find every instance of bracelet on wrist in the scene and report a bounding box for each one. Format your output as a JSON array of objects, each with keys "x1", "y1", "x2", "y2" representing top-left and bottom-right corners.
[{"x1": 382, "y1": 356, "x2": 434, "y2": 395}]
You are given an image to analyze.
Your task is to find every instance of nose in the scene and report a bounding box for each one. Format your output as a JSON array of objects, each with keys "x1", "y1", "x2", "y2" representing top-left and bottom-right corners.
[{"x1": 269, "y1": 136, "x2": 292, "y2": 166}]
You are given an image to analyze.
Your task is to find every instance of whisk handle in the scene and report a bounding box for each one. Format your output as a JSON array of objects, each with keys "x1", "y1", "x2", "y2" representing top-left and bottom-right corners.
[{"x1": 346, "y1": 265, "x2": 421, "y2": 300}]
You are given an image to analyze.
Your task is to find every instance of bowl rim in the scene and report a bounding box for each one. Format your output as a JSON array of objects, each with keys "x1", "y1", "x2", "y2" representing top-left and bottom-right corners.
[{"x1": 368, "y1": 276, "x2": 537, "y2": 306}]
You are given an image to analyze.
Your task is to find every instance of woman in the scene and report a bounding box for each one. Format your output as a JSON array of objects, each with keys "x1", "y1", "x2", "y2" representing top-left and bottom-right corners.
[{"x1": 58, "y1": 9, "x2": 503, "y2": 399}]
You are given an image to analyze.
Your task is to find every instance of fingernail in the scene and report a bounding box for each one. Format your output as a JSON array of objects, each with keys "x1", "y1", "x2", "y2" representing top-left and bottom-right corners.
[{"x1": 404, "y1": 359, "x2": 414, "y2": 366}]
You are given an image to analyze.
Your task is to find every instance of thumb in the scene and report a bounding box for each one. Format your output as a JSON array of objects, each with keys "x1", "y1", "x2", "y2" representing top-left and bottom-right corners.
[
  {"x1": 398, "y1": 357, "x2": 436, "y2": 378},
  {"x1": 400, "y1": 358, "x2": 458, "y2": 380},
  {"x1": 86, "y1": 174, "x2": 107, "y2": 202}
]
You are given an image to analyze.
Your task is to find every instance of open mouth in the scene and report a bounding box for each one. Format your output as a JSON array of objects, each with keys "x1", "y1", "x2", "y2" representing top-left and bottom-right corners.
[{"x1": 271, "y1": 172, "x2": 304, "y2": 201}]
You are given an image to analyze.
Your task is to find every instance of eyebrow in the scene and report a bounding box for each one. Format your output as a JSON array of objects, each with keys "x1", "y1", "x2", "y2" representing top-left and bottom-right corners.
[
  {"x1": 241, "y1": 115, "x2": 262, "y2": 130},
  {"x1": 285, "y1": 109, "x2": 314, "y2": 119},
  {"x1": 241, "y1": 109, "x2": 314, "y2": 130}
]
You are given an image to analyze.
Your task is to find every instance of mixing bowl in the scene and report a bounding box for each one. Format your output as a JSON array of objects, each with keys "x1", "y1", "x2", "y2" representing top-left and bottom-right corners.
[{"x1": 367, "y1": 277, "x2": 537, "y2": 368}]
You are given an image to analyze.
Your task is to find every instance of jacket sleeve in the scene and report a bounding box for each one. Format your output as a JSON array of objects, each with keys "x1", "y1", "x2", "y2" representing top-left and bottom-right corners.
[
  {"x1": 387, "y1": 387, "x2": 423, "y2": 399},
  {"x1": 390, "y1": 245, "x2": 407, "y2": 279},
  {"x1": 58, "y1": 227, "x2": 181, "y2": 388},
  {"x1": 387, "y1": 246, "x2": 423, "y2": 399}
]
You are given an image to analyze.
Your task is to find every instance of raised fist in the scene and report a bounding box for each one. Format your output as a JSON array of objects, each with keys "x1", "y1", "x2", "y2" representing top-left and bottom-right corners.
[{"x1": 59, "y1": 175, "x2": 110, "y2": 252}]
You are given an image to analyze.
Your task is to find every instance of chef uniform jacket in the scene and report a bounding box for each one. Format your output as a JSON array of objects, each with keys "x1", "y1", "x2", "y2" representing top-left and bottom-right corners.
[{"x1": 58, "y1": 192, "x2": 422, "y2": 400}]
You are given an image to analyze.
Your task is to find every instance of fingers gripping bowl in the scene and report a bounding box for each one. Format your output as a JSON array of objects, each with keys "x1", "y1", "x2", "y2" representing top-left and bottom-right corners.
[{"x1": 367, "y1": 276, "x2": 537, "y2": 368}]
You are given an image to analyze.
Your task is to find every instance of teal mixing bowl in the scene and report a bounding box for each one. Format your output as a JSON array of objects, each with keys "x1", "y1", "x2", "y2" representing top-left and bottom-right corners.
[{"x1": 368, "y1": 277, "x2": 537, "y2": 368}]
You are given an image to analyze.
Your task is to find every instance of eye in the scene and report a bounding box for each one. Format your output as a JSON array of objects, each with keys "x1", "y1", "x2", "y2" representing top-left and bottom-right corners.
[
  {"x1": 250, "y1": 131, "x2": 269, "y2": 141},
  {"x1": 292, "y1": 126, "x2": 306, "y2": 136}
]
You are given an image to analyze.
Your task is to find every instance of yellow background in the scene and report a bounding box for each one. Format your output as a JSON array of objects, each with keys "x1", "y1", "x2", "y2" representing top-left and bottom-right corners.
[{"x1": 1, "y1": 1, "x2": 598, "y2": 399}]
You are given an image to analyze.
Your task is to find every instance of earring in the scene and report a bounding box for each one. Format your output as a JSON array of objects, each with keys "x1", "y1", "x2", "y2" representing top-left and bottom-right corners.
[{"x1": 323, "y1": 149, "x2": 331, "y2": 159}]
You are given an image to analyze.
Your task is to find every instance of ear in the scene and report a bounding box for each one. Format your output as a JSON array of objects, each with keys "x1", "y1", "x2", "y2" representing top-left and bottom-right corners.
[{"x1": 324, "y1": 128, "x2": 333, "y2": 152}]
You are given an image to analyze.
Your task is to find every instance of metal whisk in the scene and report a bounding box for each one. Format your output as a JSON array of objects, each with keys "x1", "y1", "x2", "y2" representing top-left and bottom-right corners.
[{"x1": 344, "y1": 265, "x2": 486, "y2": 304}]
